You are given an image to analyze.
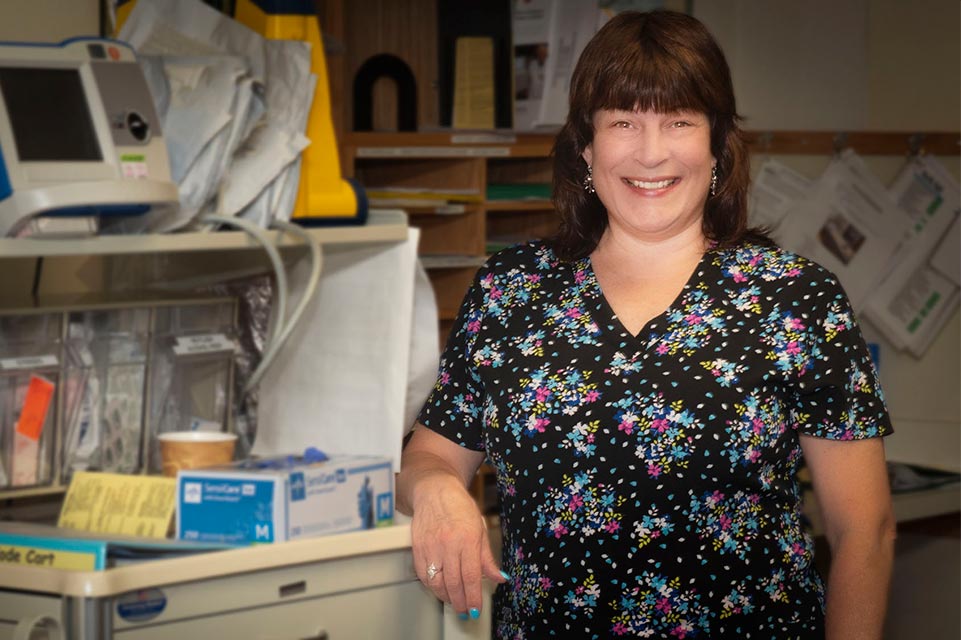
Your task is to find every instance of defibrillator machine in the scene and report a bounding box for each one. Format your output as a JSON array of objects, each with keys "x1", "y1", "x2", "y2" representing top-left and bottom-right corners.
[{"x1": 0, "y1": 38, "x2": 178, "y2": 237}]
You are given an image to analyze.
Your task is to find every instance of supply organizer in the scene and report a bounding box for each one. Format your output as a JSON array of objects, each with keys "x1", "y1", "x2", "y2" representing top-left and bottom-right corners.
[{"x1": 0, "y1": 296, "x2": 238, "y2": 499}]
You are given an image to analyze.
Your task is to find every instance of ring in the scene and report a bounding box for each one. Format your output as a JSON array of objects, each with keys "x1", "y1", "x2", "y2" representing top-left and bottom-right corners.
[{"x1": 426, "y1": 562, "x2": 442, "y2": 581}]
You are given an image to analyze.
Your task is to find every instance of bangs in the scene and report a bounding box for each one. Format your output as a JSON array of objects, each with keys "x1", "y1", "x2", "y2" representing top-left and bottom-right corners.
[{"x1": 591, "y1": 42, "x2": 711, "y2": 116}]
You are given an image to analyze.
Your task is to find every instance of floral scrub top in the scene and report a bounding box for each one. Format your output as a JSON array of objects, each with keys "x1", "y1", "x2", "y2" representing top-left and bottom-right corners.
[{"x1": 418, "y1": 240, "x2": 892, "y2": 639}]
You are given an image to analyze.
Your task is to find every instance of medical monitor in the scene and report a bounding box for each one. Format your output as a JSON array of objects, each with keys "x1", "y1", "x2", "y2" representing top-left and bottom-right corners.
[{"x1": 0, "y1": 38, "x2": 178, "y2": 236}]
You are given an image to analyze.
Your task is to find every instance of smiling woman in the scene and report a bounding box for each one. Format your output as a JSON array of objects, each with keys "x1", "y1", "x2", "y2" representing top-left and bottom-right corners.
[
  {"x1": 583, "y1": 108, "x2": 714, "y2": 247},
  {"x1": 397, "y1": 10, "x2": 896, "y2": 640}
]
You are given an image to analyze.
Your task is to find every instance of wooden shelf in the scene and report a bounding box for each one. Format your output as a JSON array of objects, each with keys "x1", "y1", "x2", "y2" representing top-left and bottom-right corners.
[
  {"x1": 344, "y1": 131, "x2": 555, "y2": 158},
  {"x1": 485, "y1": 200, "x2": 553, "y2": 211},
  {"x1": 346, "y1": 129, "x2": 959, "y2": 159}
]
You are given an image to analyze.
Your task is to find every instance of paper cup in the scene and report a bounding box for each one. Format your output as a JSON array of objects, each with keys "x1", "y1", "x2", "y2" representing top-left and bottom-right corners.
[{"x1": 158, "y1": 431, "x2": 237, "y2": 477}]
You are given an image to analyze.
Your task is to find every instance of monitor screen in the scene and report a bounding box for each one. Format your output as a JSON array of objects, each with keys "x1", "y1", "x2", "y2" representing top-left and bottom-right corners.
[{"x1": 0, "y1": 67, "x2": 102, "y2": 162}]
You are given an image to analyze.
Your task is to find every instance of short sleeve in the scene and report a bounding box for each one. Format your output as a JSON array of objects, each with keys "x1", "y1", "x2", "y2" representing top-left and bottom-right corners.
[
  {"x1": 789, "y1": 272, "x2": 894, "y2": 440},
  {"x1": 416, "y1": 265, "x2": 490, "y2": 451}
]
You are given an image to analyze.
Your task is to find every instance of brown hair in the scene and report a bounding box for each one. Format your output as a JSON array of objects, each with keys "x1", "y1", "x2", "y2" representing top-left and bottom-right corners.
[{"x1": 550, "y1": 10, "x2": 766, "y2": 261}]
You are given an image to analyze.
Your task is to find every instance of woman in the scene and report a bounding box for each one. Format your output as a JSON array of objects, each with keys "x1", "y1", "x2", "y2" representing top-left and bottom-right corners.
[{"x1": 398, "y1": 10, "x2": 895, "y2": 639}]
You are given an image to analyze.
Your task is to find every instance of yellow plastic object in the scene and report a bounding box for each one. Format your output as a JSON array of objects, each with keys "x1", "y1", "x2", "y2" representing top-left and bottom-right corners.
[
  {"x1": 234, "y1": 0, "x2": 365, "y2": 225},
  {"x1": 116, "y1": 0, "x2": 366, "y2": 226}
]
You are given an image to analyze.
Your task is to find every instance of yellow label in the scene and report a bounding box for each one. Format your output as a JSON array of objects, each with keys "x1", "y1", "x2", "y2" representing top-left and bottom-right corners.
[
  {"x1": 0, "y1": 544, "x2": 97, "y2": 571},
  {"x1": 58, "y1": 472, "x2": 176, "y2": 539}
]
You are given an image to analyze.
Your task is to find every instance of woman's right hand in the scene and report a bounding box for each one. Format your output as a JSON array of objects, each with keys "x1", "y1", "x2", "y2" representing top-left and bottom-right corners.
[
  {"x1": 410, "y1": 476, "x2": 505, "y2": 618},
  {"x1": 397, "y1": 427, "x2": 508, "y2": 619}
]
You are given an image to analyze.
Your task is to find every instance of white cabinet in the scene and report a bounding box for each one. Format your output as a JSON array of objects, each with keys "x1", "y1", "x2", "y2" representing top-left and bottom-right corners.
[{"x1": 0, "y1": 525, "x2": 448, "y2": 640}]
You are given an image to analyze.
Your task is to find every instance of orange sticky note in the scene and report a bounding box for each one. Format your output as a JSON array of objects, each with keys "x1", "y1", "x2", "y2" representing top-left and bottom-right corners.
[{"x1": 15, "y1": 375, "x2": 55, "y2": 441}]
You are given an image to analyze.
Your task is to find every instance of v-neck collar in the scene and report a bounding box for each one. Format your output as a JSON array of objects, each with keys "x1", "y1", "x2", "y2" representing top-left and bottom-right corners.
[{"x1": 580, "y1": 245, "x2": 717, "y2": 348}]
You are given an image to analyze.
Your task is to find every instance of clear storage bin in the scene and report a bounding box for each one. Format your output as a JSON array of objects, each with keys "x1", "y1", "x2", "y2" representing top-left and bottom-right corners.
[
  {"x1": 148, "y1": 300, "x2": 237, "y2": 473},
  {"x1": 0, "y1": 313, "x2": 61, "y2": 489},
  {"x1": 61, "y1": 308, "x2": 151, "y2": 481}
]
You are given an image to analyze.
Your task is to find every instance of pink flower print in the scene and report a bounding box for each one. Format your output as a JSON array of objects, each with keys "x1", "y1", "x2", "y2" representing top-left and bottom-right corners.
[
  {"x1": 791, "y1": 542, "x2": 806, "y2": 557},
  {"x1": 749, "y1": 255, "x2": 762, "y2": 266},
  {"x1": 618, "y1": 419, "x2": 635, "y2": 435},
  {"x1": 671, "y1": 622, "x2": 694, "y2": 638},
  {"x1": 604, "y1": 521, "x2": 621, "y2": 533},
  {"x1": 655, "y1": 597, "x2": 672, "y2": 613},
  {"x1": 685, "y1": 313, "x2": 702, "y2": 325},
  {"x1": 569, "y1": 494, "x2": 584, "y2": 511},
  {"x1": 733, "y1": 271, "x2": 748, "y2": 283},
  {"x1": 651, "y1": 418, "x2": 670, "y2": 433},
  {"x1": 552, "y1": 523, "x2": 568, "y2": 538},
  {"x1": 531, "y1": 417, "x2": 549, "y2": 433},
  {"x1": 786, "y1": 268, "x2": 801, "y2": 277},
  {"x1": 752, "y1": 418, "x2": 764, "y2": 434},
  {"x1": 585, "y1": 390, "x2": 600, "y2": 402},
  {"x1": 656, "y1": 343, "x2": 670, "y2": 355},
  {"x1": 467, "y1": 320, "x2": 481, "y2": 333},
  {"x1": 575, "y1": 586, "x2": 584, "y2": 595},
  {"x1": 747, "y1": 448, "x2": 761, "y2": 462},
  {"x1": 490, "y1": 287, "x2": 502, "y2": 300},
  {"x1": 647, "y1": 462, "x2": 662, "y2": 478},
  {"x1": 719, "y1": 514, "x2": 732, "y2": 531},
  {"x1": 535, "y1": 387, "x2": 552, "y2": 403},
  {"x1": 566, "y1": 307, "x2": 582, "y2": 319},
  {"x1": 529, "y1": 274, "x2": 541, "y2": 283},
  {"x1": 788, "y1": 317, "x2": 805, "y2": 330},
  {"x1": 539, "y1": 577, "x2": 553, "y2": 590},
  {"x1": 574, "y1": 269, "x2": 586, "y2": 283},
  {"x1": 586, "y1": 433, "x2": 595, "y2": 443},
  {"x1": 440, "y1": 372, "x2": 451, "y2": 384},
  {"x1": 612, "y1": 622, "x2": 630, "y2": 635},
  {"x1": 786, "y1": 341, "x2": 801, "y2": 355}
]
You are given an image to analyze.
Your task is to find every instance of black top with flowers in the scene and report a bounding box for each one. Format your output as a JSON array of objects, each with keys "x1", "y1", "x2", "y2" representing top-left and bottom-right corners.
[{"x1": 418, "y1": 240, "x2": 892, "y2": 639}]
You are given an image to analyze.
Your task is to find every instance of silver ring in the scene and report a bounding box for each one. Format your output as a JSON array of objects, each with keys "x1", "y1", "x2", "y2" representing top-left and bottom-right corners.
[{"x1": 426, "y1": 562, "x2": 442, "y2": 581}]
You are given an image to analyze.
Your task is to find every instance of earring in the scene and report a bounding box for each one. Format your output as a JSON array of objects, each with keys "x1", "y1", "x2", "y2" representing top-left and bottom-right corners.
[
  {"x1": 583, "y1": 164, "x2": 596, "y2": 194},
  {"x1": 710, "y1": 165, "x2": 718, "y2": 197}
]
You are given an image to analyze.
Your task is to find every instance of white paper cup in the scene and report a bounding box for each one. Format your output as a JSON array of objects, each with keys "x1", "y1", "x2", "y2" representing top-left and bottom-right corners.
[{"x1": 158, "y1": 431, "x2": 237, "y2": 477}]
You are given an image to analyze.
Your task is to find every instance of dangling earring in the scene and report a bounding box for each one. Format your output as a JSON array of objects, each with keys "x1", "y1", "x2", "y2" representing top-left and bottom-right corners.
[
  {"x1": 710, "y1": 165, "x2": 718, "y2": 197},
  {"x1": 583, "y1": 164, "x2": 596, "y2": 194}
]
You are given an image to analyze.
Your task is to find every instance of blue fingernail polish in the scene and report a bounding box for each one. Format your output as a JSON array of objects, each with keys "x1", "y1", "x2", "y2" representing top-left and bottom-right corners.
[
  {"x1": 470, "y1": 608, "x2": 480, "y2": 620},
  {"x1": 499, "y1": 569, "x2": 511, "y2": 580},
  {"x1": 458, "y1": 612, "x2": 469, "y2": 621}
]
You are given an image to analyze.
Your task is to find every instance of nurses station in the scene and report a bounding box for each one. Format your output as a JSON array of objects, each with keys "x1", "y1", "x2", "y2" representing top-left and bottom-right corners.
[
  {"x1": 0, "y1": 1, "x2": 468, "y2": 638},
  {"x1": 0, "y1": 1, "x2": 959, "y2": 639}
]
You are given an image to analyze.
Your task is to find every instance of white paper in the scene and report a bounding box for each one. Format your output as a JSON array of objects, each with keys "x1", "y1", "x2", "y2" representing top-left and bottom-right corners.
[
  {"x1": 255, "y1": 229, "x2": 435, "y2": 471},
  {"x1": 931, "y1": 214, "x2": 960, "y2": 286},
  {"x1": 864, "y1": 155, "x2": 961, "y2": 355},
  {"x1": 120, "y1": 0, "x2": 315, "y2": 229},
  {"x1": 512, "y1": 0, "x2": 553, "y2": 132},
  {"x1": 777, "y1": 150, "x2": 909, "y2": 311},
  {"x1": 405, "y1": 261, "x2": 442, "y2": 433},
  {"x1": 0, "y1": 355, "x2": 58, "y2": 371},
  {"x1": 172, "y1": 333, "x2": 236, "y2": 356},
  {"x1": 534, "y1": 0, "x2": 600, "y2": 129},
  {"x1": 749, "y1": 158, "x2": 813, "y2": 234}
]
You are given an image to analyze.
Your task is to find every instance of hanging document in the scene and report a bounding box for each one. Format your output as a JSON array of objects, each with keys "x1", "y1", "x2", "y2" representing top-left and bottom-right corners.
[{"x1": 864, "y1": 154, "x2": 960, "y2": 356}]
